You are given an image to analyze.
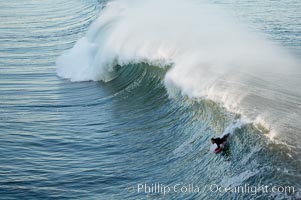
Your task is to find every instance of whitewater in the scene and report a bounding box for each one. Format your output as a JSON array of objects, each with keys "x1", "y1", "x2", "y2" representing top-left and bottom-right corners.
[{"x1": 57, "y1": 0, "x2": 300, "y2": 145}]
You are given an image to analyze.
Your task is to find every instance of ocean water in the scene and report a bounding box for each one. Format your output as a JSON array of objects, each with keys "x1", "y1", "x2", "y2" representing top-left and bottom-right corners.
[{"x1": 0, "y1": 0, "x2": 300, "y2": 199}]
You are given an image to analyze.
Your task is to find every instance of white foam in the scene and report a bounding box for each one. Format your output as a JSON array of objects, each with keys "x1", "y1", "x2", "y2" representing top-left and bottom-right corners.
[
  {"x1": 220, "y1": 170, "x2": 259, "y2": 187},
  {"x1": 56, "y1": 0, "x2": 299, "y2": 140}
]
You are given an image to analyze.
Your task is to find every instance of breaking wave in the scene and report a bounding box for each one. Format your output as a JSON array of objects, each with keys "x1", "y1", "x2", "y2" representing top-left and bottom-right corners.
[{"x1": 57, "y1": 0, "x2": 300, "y2": 142}]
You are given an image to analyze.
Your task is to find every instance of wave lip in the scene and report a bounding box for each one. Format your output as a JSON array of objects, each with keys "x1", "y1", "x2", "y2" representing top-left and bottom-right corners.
[{"x1": 56, "y1": 0, "x2": 300, "y2": 144}]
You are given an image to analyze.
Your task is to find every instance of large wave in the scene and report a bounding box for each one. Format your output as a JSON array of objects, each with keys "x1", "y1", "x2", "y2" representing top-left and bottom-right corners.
[{"x1": 56, "y1": 0, "x2": 299, "y2": 142}]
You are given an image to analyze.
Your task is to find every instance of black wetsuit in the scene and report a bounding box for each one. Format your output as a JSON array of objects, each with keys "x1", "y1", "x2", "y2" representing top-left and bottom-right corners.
[{"x1": 213, "y1": 134, "x2": 229, "y2": 149}]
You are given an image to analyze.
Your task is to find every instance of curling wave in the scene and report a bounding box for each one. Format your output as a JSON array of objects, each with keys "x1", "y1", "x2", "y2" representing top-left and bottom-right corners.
[{"x1": 56, "y1": 0, "x2": 300, "y2": 145}]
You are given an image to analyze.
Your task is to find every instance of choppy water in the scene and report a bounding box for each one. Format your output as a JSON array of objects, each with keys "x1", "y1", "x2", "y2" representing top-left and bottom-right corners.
[{"x1": 0, "y1": 0, "x2": 300, "y2": 199}]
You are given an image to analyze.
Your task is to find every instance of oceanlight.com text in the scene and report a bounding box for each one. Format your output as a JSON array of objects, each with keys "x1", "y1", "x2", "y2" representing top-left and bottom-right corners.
[{"x1": 128, "y1": 183, "x2": 297, "y2": 196}]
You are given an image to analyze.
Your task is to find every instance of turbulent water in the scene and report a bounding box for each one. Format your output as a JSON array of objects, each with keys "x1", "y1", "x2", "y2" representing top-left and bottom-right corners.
[{"x1": 1, "y1": 0, "x2": 301, "y2": 199}]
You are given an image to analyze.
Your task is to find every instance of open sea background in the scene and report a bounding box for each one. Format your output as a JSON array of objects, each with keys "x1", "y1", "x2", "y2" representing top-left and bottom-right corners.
[{"x1": 0, "y1": 0, "x2": 300, "y2": 199}]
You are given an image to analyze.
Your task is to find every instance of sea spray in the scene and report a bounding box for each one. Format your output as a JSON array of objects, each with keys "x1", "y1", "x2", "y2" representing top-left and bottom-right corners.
[{"x1": 56, "y1": 0, "x2": 299, "y2": 140}]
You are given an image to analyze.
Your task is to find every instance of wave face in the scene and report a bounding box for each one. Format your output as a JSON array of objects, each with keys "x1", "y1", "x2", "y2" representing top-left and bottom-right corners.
[{"x1": 57, "y1": 0, "x2": 301, "y2": 144}]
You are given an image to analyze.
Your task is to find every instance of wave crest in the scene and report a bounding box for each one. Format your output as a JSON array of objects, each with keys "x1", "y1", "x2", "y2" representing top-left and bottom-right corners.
[{"x1": 56, "y1": 0, "x2": 299, "y2": 142}]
